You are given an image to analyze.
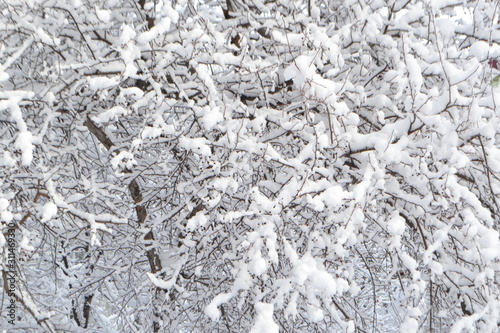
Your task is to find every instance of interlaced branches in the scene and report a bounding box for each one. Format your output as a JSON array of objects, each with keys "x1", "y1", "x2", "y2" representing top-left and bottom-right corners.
[{"x1": 0, "y1": 0, "x2": 499, "y2": 332}]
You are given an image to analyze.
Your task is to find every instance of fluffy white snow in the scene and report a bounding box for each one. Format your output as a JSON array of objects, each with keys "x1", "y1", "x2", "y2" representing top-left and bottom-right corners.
[
  {"x1": 179, "y1": 137, "x2": 212, "y2": 156},
  {"x1": 249, "y1": 303, "x2": 279, "y2": 333},
  {"x1": 40, "y1": 202, "x2": 58, "y2": 223}
]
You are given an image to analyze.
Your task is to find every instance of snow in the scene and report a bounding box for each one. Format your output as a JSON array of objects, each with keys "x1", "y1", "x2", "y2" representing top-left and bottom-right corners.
[
  {"x1": 334, "y1": 102, "x2": 349, "y2": 116},
  {"x1": 284, "y1": 292, "x2": 298, "y2": 318},
  {"x1": 284, "y1": 55, "x2": 316, "y2": 83},
  {"x1": 311, "y1": 5, "x2": 320, "y2": 19},
  {"x1": 266, "y1": 238, "x2": 279, "y2": 264},
  {"x1": 387, "y1": 213, "x2": 405, "y2": 235},
  {"x1": 15, "y1": 130, "x2": 34, "y2": 165},
  {"x1": 0, "y1": 198, "x2": 8, "y2": 211},
  {"x1": 478, "y1": 231, "x2": 500, "y2": 261},
  {"x1": 405, "y1": 53, "x2": 423, "y2": 92},
  {"x1": 400, "y1": 317, "x2": 418, "y2": 333},
  {"x1": 205, "y1": 293, "x2": 233, "y2": 320},
  {"x1": 70, "y1": 0, "x2": 82, "y2": 7},
  {"x1": 309, "y1": 269, "x2": 338, "y2": 294},
  {"x1": 0, "y1": 38, "x2": 33, "y2": 75},
  {"x1": 249, "y1": 303, "x2": 279, "y2": 333},
  {"x1": 146, "y1": 272, "x2": 176, "y2": 290},
  {"x1": 43, "y1": 91, "x2": 56, "y2": 105},
  {"x1": 211, "y1": 177, "x2": 238, "y2": 193},
  {"x1": 137, "y1": 17, "x2": 172, "y2": 45},
  {"x1": 185, "y1": 211, "x2": 208, "y2": 231},
  {"x1": 119, "y1": 25, "x2": 136, "y2": 45},
  {"x1": 1, "y1": 209, "x2": 13, "y2": 223},
  {"x1": 449, "y1": 312, "x2": 483, "y2": 333},
  {"x1": 320, "y1": 185, "x2": 348, "y2": 208},
  {"x1": 195, "y1": 106, "x2": 224, "y2": 130},
  {"x1": 248, "y1": 249, "x2": 267, "y2": 276},
  {"x1": 95, "y1": 6, "x2": 111, "y2": 22},
  {"x1": 19, "y1": 228, "x2": 35, "y2": 251},
  {"x1": 0, "y1": 70, "x2": 8, "y2": 82},
  {"x1": 0, "y1": 198, "x2": 13, "y2": 223},
  {"x1": 120, "y1": 87, "x2": 144, "y2": 100},
  {"x1": 307, "y1": 304, "x2": 324, "y2": 322},
  {"x1": 468, "y1": 41, "x2": 490, "y2": 60},
  {"x1": 35, "y1": 27, "x2": 59, "y2": 46},
  {"x1": 110, "y1": 151, "x2": 137, "y2": 171},
  {"x1": 0, "y1": 92, "x2": 37, "y2": 165},
  {"x1": 141, "y1": 126, "x2": 163, "y2": 139},
  {"x1": 284, "y1": 55, "x2": 338, "y2": 103},
  {"x1": 178, "y1": 137, "x2": 212, "y2": 156},
  {"x1": 1, "y1": 151, "x2": 16, "y2": 167},
  {"x1": 428, "y1": 260, "x2": 444, "y2": 275},
  {"x1": 40, "y1": 202, "x2": 58, "y2": 223},
  {"x1": 272, "y1": 31, "x2": 303, "y2": 47},
  {"x1": 92, "y1": 106, "x2": 129, "y2": 124},
  {"x1": 436, "y1": 18, "x2": 456, "y2": 39},
  {"x1": 399, "y1": 252, "x2": 418, "y2": 278},
  {"x1": 233, "y1": 267, "x2": 252, "y2": 291},
  {"x1": 87, "y1": 76, "x2": 120, "y2": 90}
]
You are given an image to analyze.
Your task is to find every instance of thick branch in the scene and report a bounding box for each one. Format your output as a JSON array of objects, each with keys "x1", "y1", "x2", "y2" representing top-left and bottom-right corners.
[
  {"x1": 83, "y1": 117, "x2": 113, "y2": 150},
  {"x1": 84, "y1": 116, "x2": 162, "y2": 273}
]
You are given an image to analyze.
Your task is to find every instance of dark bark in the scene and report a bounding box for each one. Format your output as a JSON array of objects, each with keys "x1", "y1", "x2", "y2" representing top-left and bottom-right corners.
[{"x1": 83, "y1": 116, "x2": 162, "y2": 274}]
